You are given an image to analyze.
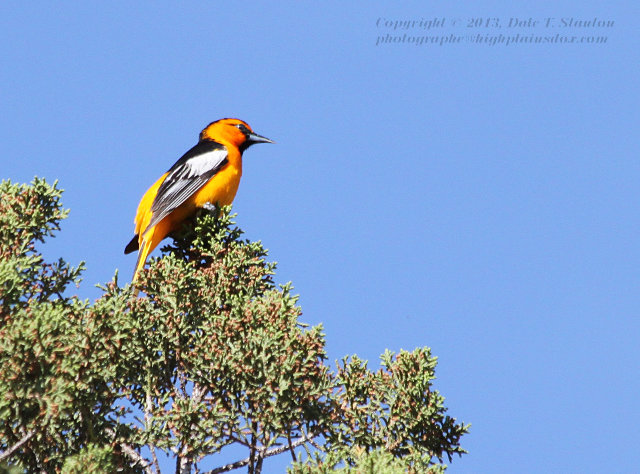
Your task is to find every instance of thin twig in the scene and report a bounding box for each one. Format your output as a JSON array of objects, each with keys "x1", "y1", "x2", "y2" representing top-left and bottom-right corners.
[
  {"x1": 308, "y1": 436, "x2": 323, "y2": 451},
  {"x1": 227, "y1": 433, "x2": 253, "y2": 449},
  {"x1": 177, "y1": 383, "x2": 207, "y2": 474},
  {"x1": 105, "y1": 427, "x2": 153, "y2": 474},
  {"x1": 145, "y1": 391, "x2": 161, "y2": 474},
  {"x1": 204, "y1": 432, "x2": 319, "y2": 474},
  {"x1": 300, "y1": 424, "x2": 314, "y2": 459},
  {"x1": 120, "y1": 442, "x2": 154, "y2": 474},
  {"x1": 249, "y1": 421, "x2": 258, "y2": 474},
  {"x1": 256, "y1": 432, "x2": 271, "y2": 474},
  {"x1": 286, "y1": 430, "x2": 297, "y2": 462},
  {"x1": 0, "y1": 430, "x2": 35, "y2": 462}
]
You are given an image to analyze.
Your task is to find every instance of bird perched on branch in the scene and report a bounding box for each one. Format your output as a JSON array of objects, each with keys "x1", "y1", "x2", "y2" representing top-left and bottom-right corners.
[{"x1": 124, "y1": 118, "x2": 273, "y2": 280}]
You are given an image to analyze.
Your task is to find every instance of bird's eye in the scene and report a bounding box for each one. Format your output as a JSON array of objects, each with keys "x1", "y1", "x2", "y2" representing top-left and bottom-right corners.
[{"x1": 235, "y1": 123, "x2": 250, "y2": 134}]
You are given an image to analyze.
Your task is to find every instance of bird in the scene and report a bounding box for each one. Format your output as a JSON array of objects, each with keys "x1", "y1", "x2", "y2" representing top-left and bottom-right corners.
[{"x1": 124, "y1": 118, "x2": 273, "y2": 280}]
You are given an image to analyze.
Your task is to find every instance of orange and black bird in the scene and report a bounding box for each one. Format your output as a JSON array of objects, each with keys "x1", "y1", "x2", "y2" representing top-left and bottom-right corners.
[{"x1": 124, "y1": 118, "x2": 273, "y2": 280}]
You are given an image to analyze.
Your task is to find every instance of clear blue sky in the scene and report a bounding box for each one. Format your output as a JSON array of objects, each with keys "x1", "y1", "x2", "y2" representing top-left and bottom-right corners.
[{"x1": 1, "y1": 1, "x2": 638, "y2": 472}]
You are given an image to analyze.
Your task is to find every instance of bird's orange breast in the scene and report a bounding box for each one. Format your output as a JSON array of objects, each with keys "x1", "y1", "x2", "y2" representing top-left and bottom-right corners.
[{"x1": 192, "y1": 154, "x2": 242, "y2": 208}]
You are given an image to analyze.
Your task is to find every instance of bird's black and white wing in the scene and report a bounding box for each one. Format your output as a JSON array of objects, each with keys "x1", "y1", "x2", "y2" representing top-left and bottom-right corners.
[{"x1": 142, "y1": 140, "x2": 229, "y2": 235}]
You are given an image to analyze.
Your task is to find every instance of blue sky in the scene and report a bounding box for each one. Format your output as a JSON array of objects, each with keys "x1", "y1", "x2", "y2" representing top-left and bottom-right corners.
[{"x1": 1, "y1": 1, "x2": 638, "y2": 472}]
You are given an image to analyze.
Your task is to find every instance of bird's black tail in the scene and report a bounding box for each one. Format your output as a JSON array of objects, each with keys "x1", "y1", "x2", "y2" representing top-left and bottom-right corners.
[{"x1": 124, "y1": 235, "x2": 139, "y2": 254}]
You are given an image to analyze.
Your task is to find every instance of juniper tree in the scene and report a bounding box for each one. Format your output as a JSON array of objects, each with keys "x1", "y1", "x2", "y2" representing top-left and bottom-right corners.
[{"x1": 0, "y1": 178, "x2": 468, "y2": 473}]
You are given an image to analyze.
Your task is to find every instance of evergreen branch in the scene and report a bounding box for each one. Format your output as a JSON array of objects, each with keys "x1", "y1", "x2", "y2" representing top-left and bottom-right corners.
[
  {"x1": 106, "y1": 428, "x2": 153, "y2": 474},
  {"x1": 145, "y1": 392, "x2": 161, "y2": 474},
  {"x1": 0, "y1": 430, "x2": 35, "y2": 462},
  {"x1": 120, "y1": 443, "x2": 154, "y2": 474},
  {"x1": 205, "y1": 432, "x2": 320, "y2": 474}
]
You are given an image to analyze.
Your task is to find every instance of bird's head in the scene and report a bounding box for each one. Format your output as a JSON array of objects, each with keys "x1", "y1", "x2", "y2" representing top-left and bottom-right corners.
[{"x1": 200, "y1": 118, "x2": 274, "y2": 152}]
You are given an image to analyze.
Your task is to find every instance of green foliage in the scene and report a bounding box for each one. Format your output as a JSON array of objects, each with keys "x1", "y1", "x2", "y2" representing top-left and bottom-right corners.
[
  {"x1": 325, "y1": 349, "x2": 468, "y2": 469},
  {"x1": 0, "y1": 462, "x2": 23, "y2": 474},
  {"x1": 289, "y1": 447, "x2": 444, "y2": 474},
  {"x1": 0, "y1": 178, "x2": 83, "y2": 309},
  {"x1": 0, "y1": 178, "x2": 135, "y2": 472},
  {"x1": 0, "y1": 179, "x2": 468, "y2": 473},
  {"x1": 61, "y1": 444, "x2": 118, "y2": 474},
  {"x1": 120, "y1": 209, "x2": 334, "y2": 473}
]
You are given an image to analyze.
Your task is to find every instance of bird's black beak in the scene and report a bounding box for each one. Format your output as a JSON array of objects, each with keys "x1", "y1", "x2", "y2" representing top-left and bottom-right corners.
[{"x1": 247, "y1": 132, "x2": 275, "y2": 145}]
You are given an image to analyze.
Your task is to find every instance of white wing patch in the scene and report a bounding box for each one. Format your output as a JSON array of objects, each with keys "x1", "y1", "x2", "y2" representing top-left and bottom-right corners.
[
  {"x1": 180, "y1": 148, "x2": 229, "y2": 177},
  {"x1": 143, "y1": 144, "x2": 229, "y2": 235}
]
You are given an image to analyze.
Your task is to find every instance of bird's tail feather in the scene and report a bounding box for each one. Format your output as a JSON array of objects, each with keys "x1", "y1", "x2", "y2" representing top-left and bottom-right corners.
[{"x1": 133, "y1": 237, "x2": 153, "y2": 281}]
